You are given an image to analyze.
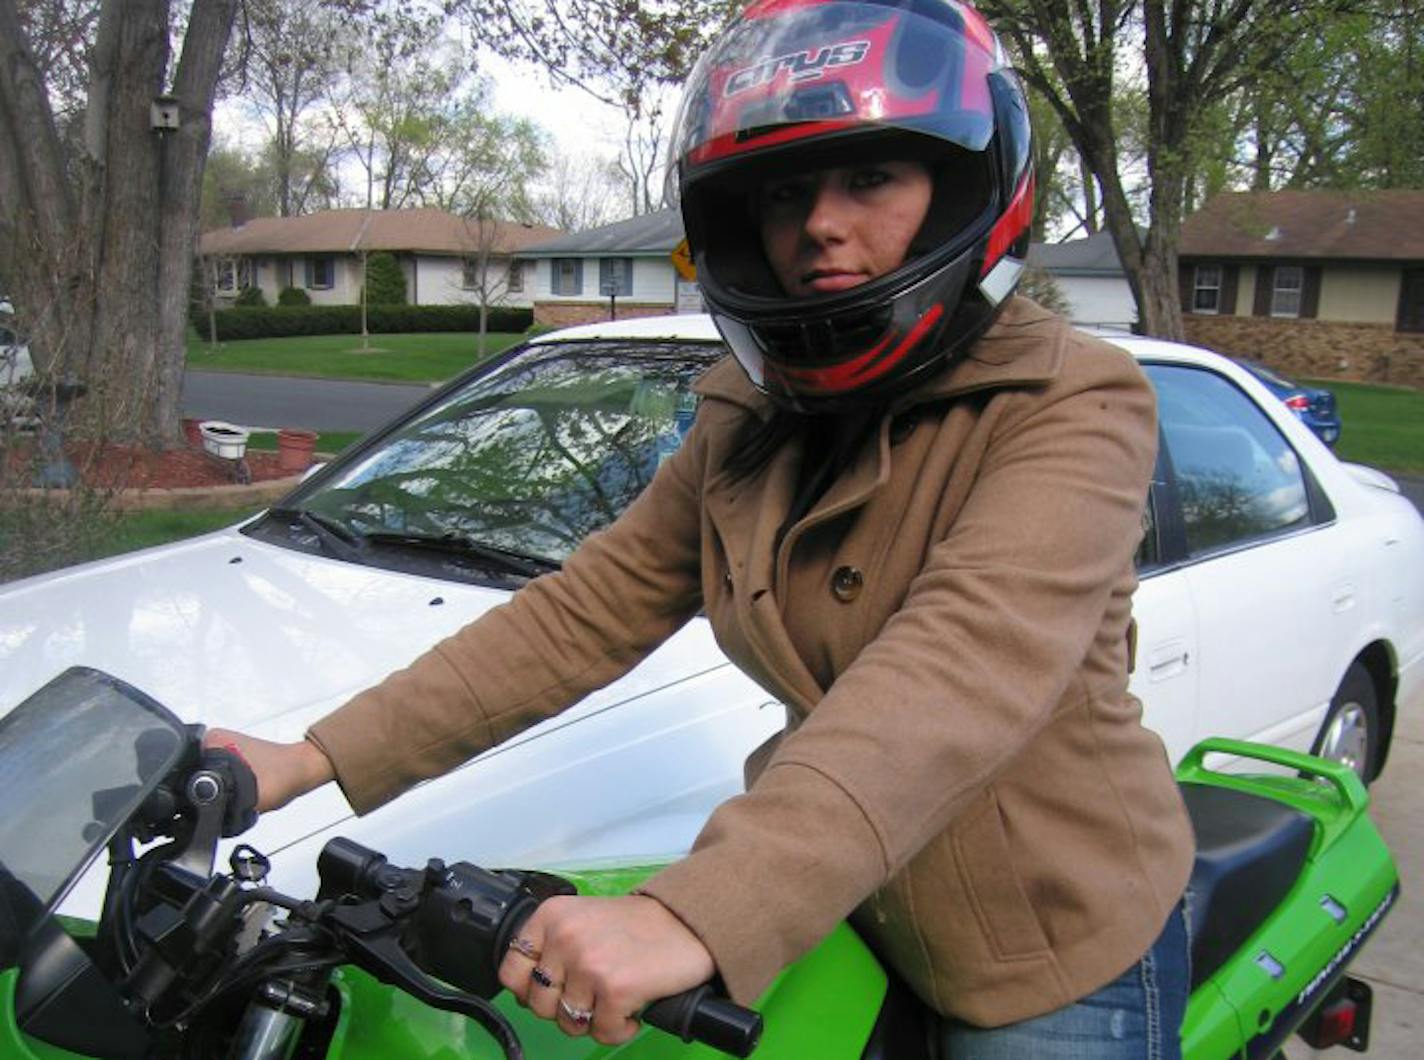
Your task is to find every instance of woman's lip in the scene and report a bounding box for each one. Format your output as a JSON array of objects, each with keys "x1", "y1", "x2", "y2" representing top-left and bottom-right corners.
[{"x1": 804, "y1": 271, "x2": 866, "y2": 293}]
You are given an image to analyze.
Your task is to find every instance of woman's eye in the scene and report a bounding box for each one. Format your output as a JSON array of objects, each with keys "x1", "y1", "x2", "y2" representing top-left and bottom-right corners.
[
  {"x1": 763, "y1": 181, "x2": 807, "y2": 205},
  {"x1": 850, "y1": 168, "x2": 891, "y2": 190}
]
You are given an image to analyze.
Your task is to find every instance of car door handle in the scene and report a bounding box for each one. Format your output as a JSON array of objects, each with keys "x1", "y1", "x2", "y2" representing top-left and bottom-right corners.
[{"x1": 1147, "y1": 639, "x2": 1190, "y2": 681}]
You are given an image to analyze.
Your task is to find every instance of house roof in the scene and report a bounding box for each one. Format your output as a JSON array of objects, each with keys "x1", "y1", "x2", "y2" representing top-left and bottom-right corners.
[
  {"x1": 200, "y1": 208, "x2": 562, "y2": 257},
  {"x1": 1181, "y1": 189, "x2": 1424, "y2": 261},
  {"x1": 1027, "y1": 230, "x2": 1127, "y2": 276},
  {"x1": 523, "y1": 209, "x2": 685, "y2": 256}
]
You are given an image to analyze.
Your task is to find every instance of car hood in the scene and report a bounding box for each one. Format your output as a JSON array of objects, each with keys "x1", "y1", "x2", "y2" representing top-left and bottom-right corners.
[{"x1": 2, "y1": 528, "x2": 782, "y2": 904}]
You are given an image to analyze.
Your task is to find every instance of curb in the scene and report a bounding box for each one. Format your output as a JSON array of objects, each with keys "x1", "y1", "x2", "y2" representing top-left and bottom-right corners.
[{"x1": 9, "y1": 474, "x2": 305, "y2": 513}]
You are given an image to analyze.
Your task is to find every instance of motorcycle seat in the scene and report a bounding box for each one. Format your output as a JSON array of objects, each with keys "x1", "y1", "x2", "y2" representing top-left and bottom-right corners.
[{"x1": 1181, "y1": 781, "x2": 1314, "y2": 989}]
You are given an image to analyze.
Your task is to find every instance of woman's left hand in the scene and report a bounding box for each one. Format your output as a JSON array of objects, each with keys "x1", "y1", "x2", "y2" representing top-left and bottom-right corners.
[{"x1": 498, "y1": 894, "x2": 715, "y2": 1045}]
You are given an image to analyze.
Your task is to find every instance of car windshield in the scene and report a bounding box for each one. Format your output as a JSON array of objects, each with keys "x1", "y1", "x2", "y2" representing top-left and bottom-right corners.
[
  {"x1": 267, "y1": 339, "x2": 722, "y2": 572},
  {"x1": 0, "y1": 669, "x2": 185, "y2": 956}
]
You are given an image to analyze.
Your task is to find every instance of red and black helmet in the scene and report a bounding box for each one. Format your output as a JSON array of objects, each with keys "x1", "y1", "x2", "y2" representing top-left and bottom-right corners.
[{"x1": 666, "y1": 0, "x2": 1034, "y2": 411}]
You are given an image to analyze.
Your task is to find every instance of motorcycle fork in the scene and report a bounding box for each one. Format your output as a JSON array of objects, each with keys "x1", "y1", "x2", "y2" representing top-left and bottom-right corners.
[{"x1": 227, "y1": 970, "x2": 334, "y2": 1060}]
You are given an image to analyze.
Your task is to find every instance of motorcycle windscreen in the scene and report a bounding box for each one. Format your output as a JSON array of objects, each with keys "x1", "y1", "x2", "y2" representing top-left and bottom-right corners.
[{"x1": 0, "y1": 667, "x2": 185, "y2": 963}]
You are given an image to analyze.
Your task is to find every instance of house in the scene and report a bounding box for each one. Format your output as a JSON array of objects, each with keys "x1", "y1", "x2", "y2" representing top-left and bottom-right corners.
[
  {"x1": 198, "y1": 208, "x2": 562, "y2": 308},
  {"x1": 520, "y1": 209, "x2": 704, "y2": 327},
  {"x1": 1179, "y1": 190, "x2": 1424, "y2": 387},
  {"x1": 1026, "y1": 229, "x2": 1136, "y2": 330}
]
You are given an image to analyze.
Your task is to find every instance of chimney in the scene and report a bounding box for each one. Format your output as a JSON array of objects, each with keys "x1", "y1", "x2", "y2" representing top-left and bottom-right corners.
[{"x1": 227, "y1": 194, "x2": 248, "y2": 229}]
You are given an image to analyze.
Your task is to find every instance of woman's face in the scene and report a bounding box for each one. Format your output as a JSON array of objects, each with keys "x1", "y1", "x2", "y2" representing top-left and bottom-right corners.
[{"x1": 758, "y1": 160, "x2": 933, "y2": 298}]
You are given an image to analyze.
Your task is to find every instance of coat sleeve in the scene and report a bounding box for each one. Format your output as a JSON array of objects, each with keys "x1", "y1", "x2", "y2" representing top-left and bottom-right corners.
[
  {"x1": 637, "y1": 344, "x2": 1159, "y2": 1004},
  {"x1": 307, "y1": 423, "x2": 710, "y2": 814}
]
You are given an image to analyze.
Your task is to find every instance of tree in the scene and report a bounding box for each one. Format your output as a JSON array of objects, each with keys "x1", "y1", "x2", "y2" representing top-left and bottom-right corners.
[
  {"x1": 232, "y1": 0, "x2": 344, "y2": 216},
  {"x1": 981, "y1": 0, "x2": 1343, "y2": 339},
  {"x1": 0, "y1": 0, "x2": 240, "y2": 442},
  {"x1": 615, "y1": 101, "x2": 668, "y2": 217},
  {"x1": 533, "y1": 150, "x2": 625, "y2": 233},
  {"x1": 199, "y1": 140, "x2": 279, "y2": 229},
  {"x1": 363, "y1": 251, "x2": 407, "y2": 305}
]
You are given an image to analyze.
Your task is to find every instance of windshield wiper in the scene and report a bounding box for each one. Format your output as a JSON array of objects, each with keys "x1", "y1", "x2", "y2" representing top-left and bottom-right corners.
[
  {"x1": 267, "y1": 506, "x2": 368, "y2": 564},
  {"x1": 361, "y1": 531, "x2": 558, "y2": 578}
]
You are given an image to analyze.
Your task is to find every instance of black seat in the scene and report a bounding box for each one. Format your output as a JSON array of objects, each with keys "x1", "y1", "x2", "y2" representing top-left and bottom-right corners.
[{"x1": 1182, "y1": 782, "x2": 1314, "y2": 988}]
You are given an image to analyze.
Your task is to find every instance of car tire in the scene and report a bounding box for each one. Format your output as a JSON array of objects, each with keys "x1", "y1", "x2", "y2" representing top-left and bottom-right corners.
[{"x1": 1312, "y1": 662, "x2": 1379, "y2": 783}]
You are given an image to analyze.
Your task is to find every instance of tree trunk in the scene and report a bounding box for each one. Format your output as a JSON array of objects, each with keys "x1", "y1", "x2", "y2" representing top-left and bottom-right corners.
[{"x1": 0, "y1": 0, "x2": 237, "y2": 444}]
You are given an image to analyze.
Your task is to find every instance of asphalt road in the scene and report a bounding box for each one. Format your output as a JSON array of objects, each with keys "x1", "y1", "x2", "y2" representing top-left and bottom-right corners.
[{"x1": 181, "y1": 370, "x2": 435, "y2": 432}]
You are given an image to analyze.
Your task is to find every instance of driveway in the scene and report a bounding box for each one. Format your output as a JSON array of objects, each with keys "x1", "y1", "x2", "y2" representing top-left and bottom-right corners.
[{"x1": 181, "y1": 371, "x2": 435, "y2": 432}]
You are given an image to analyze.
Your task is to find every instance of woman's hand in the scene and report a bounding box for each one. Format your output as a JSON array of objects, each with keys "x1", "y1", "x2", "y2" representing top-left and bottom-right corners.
[
  {"x1": 203, "y1": 729, "x2": 335, "y2": 812},
  {"x1": 498, "y1": 894, "x2": 715, "y2": 1046}
]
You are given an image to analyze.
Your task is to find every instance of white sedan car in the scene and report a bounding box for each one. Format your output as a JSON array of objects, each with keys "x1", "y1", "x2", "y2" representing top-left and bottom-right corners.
[{"x1": 2, "y1": 314, "x2": 1421, "y2": 902}]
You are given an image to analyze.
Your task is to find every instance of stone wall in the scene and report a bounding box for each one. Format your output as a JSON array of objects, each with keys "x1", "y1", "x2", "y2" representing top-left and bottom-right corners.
[
  {"x1": 533, "y1": 301, "x2": 673, "y2": 329},
  {"x1": 1183, "y1": 315, "x2": 1424, "y2": 390}
]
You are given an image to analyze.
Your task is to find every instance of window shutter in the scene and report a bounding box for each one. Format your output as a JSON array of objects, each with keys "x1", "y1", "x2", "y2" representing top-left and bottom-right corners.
[
  {"x1": 1301, "y1": 266, "x2": 1322, "y2": 319},
  {"x1": 1220, "y1": 265, "x2": 1239, "y2": 315},
  {"x1": 1252, "y1": 266, "x2": 1274, "y2": 316},
  {"x1": 573, "y1": 259, "x2": 583, "y2": 296},
  {"x1": 1178, "y1": 262, "x2": 1195, "y2": 313},
  {"x1": 304, "y1": 257, "x2": 313, "y2": 288}
]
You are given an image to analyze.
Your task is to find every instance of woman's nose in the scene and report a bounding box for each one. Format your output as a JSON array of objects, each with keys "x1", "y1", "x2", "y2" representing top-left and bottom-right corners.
[{"x1": 803, "y1": 181, "x2": 853, "y2": 243}]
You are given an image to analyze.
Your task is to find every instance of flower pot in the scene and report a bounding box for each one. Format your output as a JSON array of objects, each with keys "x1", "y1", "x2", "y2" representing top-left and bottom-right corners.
[
  {"x1": 277, "y1": 428, "x2": 319, "y2": 473},
  {"x1": 199, "y1": 421, "x2": 249, "y2": 460},
  {"x1": 181, "y1": 417, "x2": 203, "y2": 447}
]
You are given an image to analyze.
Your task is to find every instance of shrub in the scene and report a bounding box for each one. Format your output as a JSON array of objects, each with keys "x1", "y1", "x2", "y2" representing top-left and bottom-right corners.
[
  {"x1": 191, "y1": 303, "x2": 533, "y2": 341},
  {"x1": 277, "y1": 286, "x2": 311, "y2": 306},
  {"x1": 233, "y1": 285, "x2": 266, "y2": 307},
  {"x1": 363, "y1": 252, "x2": 407, "y2": 305}
]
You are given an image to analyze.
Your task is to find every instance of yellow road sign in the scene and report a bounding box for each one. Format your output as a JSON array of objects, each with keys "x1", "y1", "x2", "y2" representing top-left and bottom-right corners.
[{"x1": 671, "y1": 238, "x2": 697, "y2": 282}]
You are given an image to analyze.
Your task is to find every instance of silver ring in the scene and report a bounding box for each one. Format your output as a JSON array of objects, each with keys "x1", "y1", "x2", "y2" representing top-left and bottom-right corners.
[{"x1": 559, "y1": 998, "x2": 593, "y2": 1026}]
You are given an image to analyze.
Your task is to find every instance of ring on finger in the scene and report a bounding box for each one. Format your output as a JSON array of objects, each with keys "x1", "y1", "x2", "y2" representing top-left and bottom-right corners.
[
  {"x1": 508, "y1": 935, "x2": 541, "y2": 961},
  {"x1": 531, "y1": 966, "x2": 558, "y2": 990},
  {"x1": 559, "y1": 998, "x2": 593, "y2": 1026}
]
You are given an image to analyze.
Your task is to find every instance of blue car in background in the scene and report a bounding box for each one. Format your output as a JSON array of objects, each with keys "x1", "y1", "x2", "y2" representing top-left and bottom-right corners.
[{"x1": 1234, "y1": 359, "x2": 1341, "y2": 446}]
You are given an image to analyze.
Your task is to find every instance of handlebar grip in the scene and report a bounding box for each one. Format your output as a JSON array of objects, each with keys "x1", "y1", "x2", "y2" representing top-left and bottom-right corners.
[{"x1": 641, "y1": 984, "x2": 763, "y2": 1058}]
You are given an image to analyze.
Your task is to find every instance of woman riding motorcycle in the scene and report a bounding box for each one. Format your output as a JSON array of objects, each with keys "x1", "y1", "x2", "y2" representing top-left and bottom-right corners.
[{"x1": 216, "y1": 1, "x2": 1196, "y2": 1055}]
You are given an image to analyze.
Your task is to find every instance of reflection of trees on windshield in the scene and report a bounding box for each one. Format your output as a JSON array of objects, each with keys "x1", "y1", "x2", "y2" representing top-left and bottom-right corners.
[{"x1": 305, "y1": 344, "x2": 714, "y2": 562}]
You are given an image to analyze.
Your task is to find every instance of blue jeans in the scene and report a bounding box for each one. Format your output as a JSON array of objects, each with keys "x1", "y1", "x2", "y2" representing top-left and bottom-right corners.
[{"x1": 939, "y1": 893, "x2": 1192, "y2": 1060}]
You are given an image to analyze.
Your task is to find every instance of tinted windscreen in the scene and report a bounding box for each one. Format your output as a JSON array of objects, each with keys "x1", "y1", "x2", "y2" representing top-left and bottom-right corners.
[
  {"x1": 0, "y1": 669, "x2": 184, "y2": 936},
  {"x1": 288, "y1": 341, "x2": 721, "y2": 564}
]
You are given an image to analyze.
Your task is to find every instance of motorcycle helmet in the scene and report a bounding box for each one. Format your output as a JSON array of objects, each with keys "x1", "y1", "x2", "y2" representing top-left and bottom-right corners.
[{"x1": 666, "y1": 0, "x2": 1034, "y2": 411}]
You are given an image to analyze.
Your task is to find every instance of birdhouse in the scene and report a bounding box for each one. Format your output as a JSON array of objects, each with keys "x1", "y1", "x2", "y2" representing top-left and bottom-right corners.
[{"x1": 151, "y1": 96, "x2": 180, "y2": 132}]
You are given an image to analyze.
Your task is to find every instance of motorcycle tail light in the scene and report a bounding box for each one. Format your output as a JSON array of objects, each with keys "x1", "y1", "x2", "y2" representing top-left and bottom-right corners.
[{"x1": 1298, "y1": 976, "x2": 1372, "y2": 1051}]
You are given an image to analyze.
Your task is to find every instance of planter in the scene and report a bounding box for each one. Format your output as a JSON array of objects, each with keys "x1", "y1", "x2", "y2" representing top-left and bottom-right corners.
[
  {"x1": 276, "y1": 428, "x2": 319, "y2": 473},
  {"x1": 181, "y1": 417, "x2": 203, "y2": 447},
  {"x1": 199, "y1": 421, "x2": 249, "y2": 459}
]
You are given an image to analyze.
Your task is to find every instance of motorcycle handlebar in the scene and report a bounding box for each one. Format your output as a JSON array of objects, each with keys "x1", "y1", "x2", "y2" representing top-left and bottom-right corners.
[{"x1": 316, "y1": 837, "x2": 763, "y2": 1057}]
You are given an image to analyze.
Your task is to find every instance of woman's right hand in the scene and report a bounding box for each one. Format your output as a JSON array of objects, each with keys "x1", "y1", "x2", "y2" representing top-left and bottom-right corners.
[{"x1": 204, "y1": 729, "x2": 336, "y2": 813}]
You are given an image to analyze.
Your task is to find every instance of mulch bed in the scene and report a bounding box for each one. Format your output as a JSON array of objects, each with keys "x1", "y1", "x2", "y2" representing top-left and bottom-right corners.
[{"x1": 5, "y1": 442, "x2": 295, "y2": 490}]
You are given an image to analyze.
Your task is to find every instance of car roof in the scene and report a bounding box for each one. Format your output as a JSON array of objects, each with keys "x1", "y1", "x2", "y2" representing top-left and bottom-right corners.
[{"x1": 536, "y1": 313, "x2": 1240, "y2": 373}]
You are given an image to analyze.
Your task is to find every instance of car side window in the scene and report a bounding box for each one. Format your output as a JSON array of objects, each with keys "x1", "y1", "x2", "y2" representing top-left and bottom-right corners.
[{"x1": 1143, "y1": 363, "x2": 1311, "y2": 557}]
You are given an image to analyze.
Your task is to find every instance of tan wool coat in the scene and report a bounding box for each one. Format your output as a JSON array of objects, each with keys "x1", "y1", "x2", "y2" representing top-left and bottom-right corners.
[{"x1": 308, "y1": 297, "x2": 1196, "y2": 1027}]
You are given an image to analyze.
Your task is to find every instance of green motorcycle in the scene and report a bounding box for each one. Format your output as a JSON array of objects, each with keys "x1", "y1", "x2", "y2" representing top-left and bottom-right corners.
[{"x1": 0, "y1": 668, "x2": 1399, "y2": 1059}]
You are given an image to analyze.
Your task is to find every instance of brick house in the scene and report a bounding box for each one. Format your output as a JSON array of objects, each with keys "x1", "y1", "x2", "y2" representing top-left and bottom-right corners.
[
  {"x1": 1179, "y1": 190, "x2": 1424, "y2": 388},
  {"x1": 199, "y1": 208, "x2": 562, "y2": 309}
]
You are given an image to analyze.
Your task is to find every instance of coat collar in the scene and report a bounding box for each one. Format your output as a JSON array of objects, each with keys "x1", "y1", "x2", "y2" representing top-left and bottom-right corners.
[{"x1": 691, "y1": 296, "x2": 1069, "y2": 417}]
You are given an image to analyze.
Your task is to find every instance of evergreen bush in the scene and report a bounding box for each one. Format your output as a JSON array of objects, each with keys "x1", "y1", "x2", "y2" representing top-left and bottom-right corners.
[
  {"x1": 277, "y1": 286, "x2": 312, "y2": 306},
  {"x1": 363, "y1": 252, "x2": 407, "y2": 305},
  {"x1": 191, "y1": 303, "x2": 533, "y2": 341},
  {"x1": 233, "y1": 285, "x2": 266, "y2": 307}
]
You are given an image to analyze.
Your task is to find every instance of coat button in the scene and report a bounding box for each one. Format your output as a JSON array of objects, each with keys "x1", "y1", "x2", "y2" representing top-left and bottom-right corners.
[
  {"x1": 724, "y1": 569, "x2": 734, "y2": 593},
  {"x1": 831, "y1": 566, "x2": 863, "y2": 602}
]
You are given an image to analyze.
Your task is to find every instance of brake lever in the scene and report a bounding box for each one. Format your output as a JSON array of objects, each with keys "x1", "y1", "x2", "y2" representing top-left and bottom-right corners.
[{"x1": 327, "y1": 891, "x2": 526, "y2": 1060}]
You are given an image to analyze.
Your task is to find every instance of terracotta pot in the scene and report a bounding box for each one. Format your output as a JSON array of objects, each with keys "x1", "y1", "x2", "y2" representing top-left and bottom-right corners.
[
  {"x1": 276, "y1": 428, "x2": 319, "y2": 473},
  {"x1": 181, "y1": 417, "x2": 203, "y2": 447}
]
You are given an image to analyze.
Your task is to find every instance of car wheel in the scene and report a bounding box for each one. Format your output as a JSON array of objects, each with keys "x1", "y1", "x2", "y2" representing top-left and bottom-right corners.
[{"x1": 1312, "y1": 662, "x2": 1379, "y2": 783}]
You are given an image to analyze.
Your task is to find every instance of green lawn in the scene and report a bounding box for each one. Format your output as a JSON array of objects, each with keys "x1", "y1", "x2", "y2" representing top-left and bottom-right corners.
[
  {"x1": 96, "y1": 507, "x2": 262, "y2": 559},
  {"x1": 1306, "y1": 379, "x2": 1424, "y2": 475},
  {"x1": 186, "y1": 331, "x2": 523, "y2": 383},
  {"x1": 244, "y1": 429, "x2": 365, "y2": 456}
]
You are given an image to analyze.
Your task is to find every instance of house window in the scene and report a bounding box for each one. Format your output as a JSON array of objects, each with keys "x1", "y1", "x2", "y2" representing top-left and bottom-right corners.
[
  {"x1": 214, "y1": 258, "x2": 237, "y2": 293},
  {"x1": 462, "y1": 259, "x2": 481, "y2": 290},
  {"x1": 507, "y1": 260, "x2": 524, "y2": 293},
  {"x1": 599, "y1": 257, "x2": 634, "y2": 297},
  {"x1": 1193, "y1": 265, "x2": 1222, "y2": 313},
  {"x1": 1271, "y1": 265, "x2": 1303, "y2": 318},
  {"x1": 552, "y1": 258, "x2": 583, "y2": 296},
  {"x1": 305, "y1": 255, "x2": 335, "y2": 290}
]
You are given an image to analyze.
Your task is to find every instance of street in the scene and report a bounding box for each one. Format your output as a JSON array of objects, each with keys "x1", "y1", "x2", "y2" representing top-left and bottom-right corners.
[{"x1": 181, "y1": 370, "x2": 435, "y2": 432}]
